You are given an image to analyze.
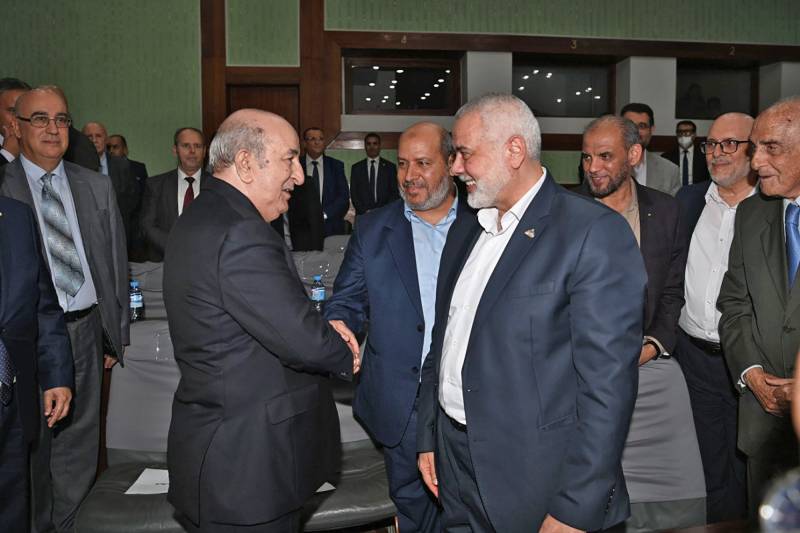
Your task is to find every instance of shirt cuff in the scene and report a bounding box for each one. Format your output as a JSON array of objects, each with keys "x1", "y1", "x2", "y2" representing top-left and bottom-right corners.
[
  {"x1": 738, "y1": 364, "x2": 763, "y2": 391},
  {"x1": 643, "y1": 335, "x2": 668, "y2": 358}
]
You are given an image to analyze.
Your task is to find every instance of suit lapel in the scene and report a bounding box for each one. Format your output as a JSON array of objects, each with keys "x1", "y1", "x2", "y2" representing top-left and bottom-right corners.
[
  {"x1": 761, "y1": 199, "x2": 788, "y2": 308},
  {"x1": 2, "y1": 159, "x2": 36, "y2": 208},
  {"x1": 65, "y1": 164, "x2": 96, "y2": 265},
  {"x1": 164, "y1": 170, "x2": 179, "y2": 225},
  {"x1": 386, "y1": 206, "x2": 424, "y2": 320},
  {"x1": 470, "y1": 176, "x2": 555, "y2": 333}
]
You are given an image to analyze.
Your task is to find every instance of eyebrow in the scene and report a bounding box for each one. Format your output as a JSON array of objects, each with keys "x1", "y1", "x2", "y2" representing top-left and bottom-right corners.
[{"x1": 287, "y1": 148, "x2": 299, "y2": 157}]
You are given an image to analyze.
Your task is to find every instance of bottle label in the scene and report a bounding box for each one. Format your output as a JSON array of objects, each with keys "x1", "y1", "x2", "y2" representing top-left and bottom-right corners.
[
  {"x1": 131, "y1": 294, "x2": 143, "y2": 309},
  {"x1": 311, "y1": 286, "x2": 325, "y2": 302}
]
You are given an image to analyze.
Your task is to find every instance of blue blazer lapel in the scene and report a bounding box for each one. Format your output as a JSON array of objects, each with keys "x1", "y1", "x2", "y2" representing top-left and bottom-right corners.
[
  {"x1": 470, "y1": 176, "x2": 556, "y2": 333},
  {"x1": 386, "y1": 206, "x2": 424, "y2": 320}
]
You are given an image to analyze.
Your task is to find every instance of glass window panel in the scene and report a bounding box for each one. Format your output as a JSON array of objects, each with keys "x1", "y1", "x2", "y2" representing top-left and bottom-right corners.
[
  {"x1": 512, "y1": 62, "x2": 611, "y2": 118},
  {"x1": 676, "y1": 67, "x2": 753, "y2": 119}
]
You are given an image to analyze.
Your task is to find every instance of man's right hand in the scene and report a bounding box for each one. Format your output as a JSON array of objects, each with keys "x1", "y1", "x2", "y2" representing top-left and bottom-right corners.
[
  {"x1": 746, "y1": 367, "x2": 792, "y2": 416},
  {"x1": 328, "y1": 319, "x2": 361, "y2": 373},
  {"x1": 418, "y1": 452, "x2": 438, "y2": 498}
]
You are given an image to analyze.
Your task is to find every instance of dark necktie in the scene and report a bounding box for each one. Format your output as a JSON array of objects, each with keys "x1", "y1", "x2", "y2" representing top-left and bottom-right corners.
[
  {"x1": 183, "y1": 176, "x2": 195, "y2": 212},
  {"x1": 369, "y1": 160, "x2": 377, "y2": 204},
  {"x1": 41, "y1": 173, "x2": 85, "y2": 296},
  {"x1": 786, "y1": 203, "x2": 800, "y2": 289},
  {"x1": 0, "y1": 339, "x2": 12, "y2": 405},
  {"x1": 311, "y1": 161, "x2": 321, "y2": 202},
  {"x1": 682, "y1": 150, "x2": 690, "y2": 186}
]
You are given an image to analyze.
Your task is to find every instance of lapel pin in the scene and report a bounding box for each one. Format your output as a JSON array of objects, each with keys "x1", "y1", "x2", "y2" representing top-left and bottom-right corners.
[{"x1": 524, "y1": 228, "x2": 535, "y2": 239}]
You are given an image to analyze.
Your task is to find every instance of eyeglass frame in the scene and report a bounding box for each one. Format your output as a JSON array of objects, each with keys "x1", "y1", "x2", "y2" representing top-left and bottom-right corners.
[
  {"x1": 699, "y1": 139, "x2": 750, "y2": 155},
  {"x1": 15, "y1": 112, "x2": 73, "y2": 129}
]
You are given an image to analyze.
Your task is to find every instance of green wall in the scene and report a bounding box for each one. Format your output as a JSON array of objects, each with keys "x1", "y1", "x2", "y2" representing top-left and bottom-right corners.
[
  {"x1": 326, "y1": 0, "x2": 800, "y2": 45},
  {"x1": 227, "y1": 0, "x2": 300, "y2": 66},
  {"x1": 3, "y1": 0, "x2": 201, "y2": 175}
]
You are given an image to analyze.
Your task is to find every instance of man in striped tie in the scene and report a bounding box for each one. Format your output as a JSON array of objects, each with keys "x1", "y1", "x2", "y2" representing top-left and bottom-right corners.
[{"x1": 0, "y1": 85, "x2": 129, "y2": 533}]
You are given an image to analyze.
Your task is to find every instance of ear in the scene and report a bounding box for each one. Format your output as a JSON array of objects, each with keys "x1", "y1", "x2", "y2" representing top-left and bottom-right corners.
[
  {"x1": 233, "y1": 149, "x2": 254, "y2": 184},
  {"x1": 507, "y1": 135, "x2": 526, "y2": 169},
  {"x1": 627, "y1": 143, "x2": 644, "y2": 167},
  {"x1": 10, "y1": 117, "x2": 21, "y2": 140},
  {"x1": 172, "y1": 145, "x2": 178, "y2": 157}
]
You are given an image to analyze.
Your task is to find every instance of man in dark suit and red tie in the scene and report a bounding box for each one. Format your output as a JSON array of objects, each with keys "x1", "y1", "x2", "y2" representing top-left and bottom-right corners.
[
  {"x1": 140, "y1": 127, "x2": 212, "y2": 261},
  {"x1": 0, "y1": 196, "x2": 73, "y2": 532},
  {"x1": 349, "y1": 132, "x2": 399, "y2": 215},
  {"x1": 417, "y1": 94, "x2": 647, "y2": 532}
]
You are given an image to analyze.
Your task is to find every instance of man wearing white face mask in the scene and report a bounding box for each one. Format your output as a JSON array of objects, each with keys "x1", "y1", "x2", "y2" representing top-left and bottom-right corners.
[{"x1": 662, "y1": 120, "x2": 711, "y2": 187}]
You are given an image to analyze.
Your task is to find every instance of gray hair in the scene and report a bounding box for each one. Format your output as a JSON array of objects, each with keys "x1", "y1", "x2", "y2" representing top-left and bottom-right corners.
[
  {"x1": 585, "y1": 115, "x2": 641, "y2": 151},
  {"x1": 438, "y1": 127, "x2": 455, "y2": 162},
  {"x1": 454, "y1": 93, "x2": 541, "y2": 160},
  {"x1": 208, "y1": 122, "x2": 268, "y2": 172}
]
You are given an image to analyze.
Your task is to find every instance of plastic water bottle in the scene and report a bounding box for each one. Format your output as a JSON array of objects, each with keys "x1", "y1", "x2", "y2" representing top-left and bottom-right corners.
[
  {"x1": 129, "y1": 279, "x2": 144, "y2": 322},
  {"x1": 311, "y1": 275, "x2": 326, "y2": 313}
]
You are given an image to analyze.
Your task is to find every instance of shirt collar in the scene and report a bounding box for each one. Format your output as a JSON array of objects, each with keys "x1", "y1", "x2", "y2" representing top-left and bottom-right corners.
[
  {"x1": 706, "y1": 181, "x2": 758, "y2": 207},
  {"x1": 368, "y1": 156, "x2": 380, "y2": 165},
  {"x1": 404, "y1": 194, "x2": 459, "y2": 226},
  {"x1": 20, "y1": 153, "x2": 66, "y2": 182},
  {"x1": 99, "y1": 152, "x2": 107, "y2": 167},
  {"x1": 477, "y1": 167, "x2": 547, "y2": 235},
  {"x1": 308, "y1": 155, "x2": 323, "y2": 165},
  {"x1": 178, "y1": 167, "x2": 200, "y2": 181}
]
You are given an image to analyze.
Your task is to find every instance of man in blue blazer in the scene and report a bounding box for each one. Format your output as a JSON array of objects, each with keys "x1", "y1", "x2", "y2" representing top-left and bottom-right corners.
[
  {"x1": 288, "y1": 127, "x2": 349, "y2": 250},
  {"x1": 325, "y1": 122, "x2": 465, "y2": 532},
  {"x1": 0, "y1": 196, "x2": 72, "y2": 531},
  {"x1": 417, "y1": 94, "x2": 646, "y2": 532}
]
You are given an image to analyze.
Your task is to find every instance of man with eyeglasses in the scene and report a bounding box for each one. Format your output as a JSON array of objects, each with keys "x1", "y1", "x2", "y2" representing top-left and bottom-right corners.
[
  {"x1": 718, "y1": 96, "x2": 800, "y2": 520},
  {"x1": 0, "y1": 85, "x2": 129, "y2": 532},
  {"x1": 140, "y1": 127, "x2": 212, "y2": 262},
  {"x1": 675, "y1": 113, "x2": 757, "y2": 523},
  {"x1": 662, "y1": 120, "x2": 711, "y2": 186}
]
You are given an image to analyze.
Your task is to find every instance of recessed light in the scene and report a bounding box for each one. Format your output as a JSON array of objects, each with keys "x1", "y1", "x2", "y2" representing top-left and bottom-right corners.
[
  {"x1": 391, "y1": 80, "x2": 397, "y2": 84},
  {"x1": 424, "y1": 92, "x2": 430, "y2": 96},
  {"x1": 594, "y1": 95, "x2": 601, "y2": 100},
  {"x1": 396, "y1": 69, "x2": 404, "y2": 73},
  {"x1": 556, "y1": 98, "x2": 562, "y2": 103},
  {"x1": 533, "y1": 69, "x2": 540, "y2": 74},
  {"x1": 437, "y1": 78, "x2": 444, "y2": 83},
  {"x1": 445, "y1": 69, "x2": 451, "y2": 74},
  {"x1": 389, "y1": 86, "x2": 395, "y2": 90},
  {"x1": 368, "y1": 82, "x2": 375, "y2": 87},
  {"x1": 433, "y1": 84, "x2": 439, "y2": 88},
  {"x1": 546, "y1": 72, "x2": 552, "y2": 78},
  {"x1": 365, "y1": 97, "x2": 371, "y2": 102},
  {"x1": 383, "y1": 95, "x2": 389, "y2": 99},
  {"x1": 586, "y1": 87, "x2": 592, "y2": 92},
  {"x1": 420, "y1": 96, "x2": 427, "y2": 100},
  {"x1": 518, "y1": 86, "x2": 525, "y2": 91},
  {"x1": 395, "y1": 102, "x2": 401, "y2": 105},
  {"x1": 575, "y1": 91, "x2": 581, "y2": 95},
  {"x1": 372, "y1": 66, "x2": 379, "y2": 70},
  {"x1": 522, "y1": 75, "x2": 529, "y2": 80}
]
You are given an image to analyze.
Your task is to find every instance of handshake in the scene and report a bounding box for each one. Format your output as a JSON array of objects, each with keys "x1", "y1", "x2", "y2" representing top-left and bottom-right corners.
[{"x1": 328, "y1": 319, "x2": 362, "y2": 374}]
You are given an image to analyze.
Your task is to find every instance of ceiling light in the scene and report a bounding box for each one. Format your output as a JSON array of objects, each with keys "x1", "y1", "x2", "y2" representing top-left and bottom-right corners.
[
  {"x1": 437, "y1": 78, "x2": 444, "y2": 83},
  {"x1": 594, "y1": 95, "x2": 601, "y2": 100},
  {"x1": 389, "y1": 85, "x2": 395, "y2": 90},
  {"x1": 372, "y1": 66, "x2": 379, "y2": 70},
  {"x1": 586, "y1": 87, "x2": 592, "y2": 92},
  {"x1": 420, "y1": 96, "x2": 427, "y2": 100},
  {"x1": 433, "y1": 84, "x2": 439, "y2": 88},
  {"x1": 424, "y1": 92, "x2": 430, "y2": 96},
  {"x1": 365, "y1": 97, "x2": 371, "y2": 101},
  {"x1": 369, "y1": 82, "x2": 375, "y2": 87},
  {"x1": 395, "y1": 101, "x2": 401, "y2": 105},
  {"x1": 391, "y1": 80, "x2": 397, "y2": 84},
  {"x1": 556, "y1": 98, "x2": 562, "y2": 103},
  {"x1": 522, "y1": 75, "x2": 530, "y2": 80},
  {"x1": 533, "y1": 69, "x2": 540, "y2": 74},
  {"x1": 518, "y1": 86, "x2": 525, "y2": 91},
  {"x1": 383, "y1": 95, "x2": 389, "y2": 99},
  {"x1": 396, "y1": 69, "x2": 404, "y2": 73},
  {"x1": 445, "y1": 69, "x2": 451, "y2": 74},
  {"x1": 575, "y1": 91, "x2": 581, "y2": 95},
  {"x1": 546, "y1": 72, "x2": 552, "y2": 78}
]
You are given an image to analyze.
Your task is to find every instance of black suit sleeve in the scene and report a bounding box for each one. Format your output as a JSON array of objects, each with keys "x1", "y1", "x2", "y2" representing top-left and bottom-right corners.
[{"x1": 140, "y1": 177, "x2": 169, "y2": 255}]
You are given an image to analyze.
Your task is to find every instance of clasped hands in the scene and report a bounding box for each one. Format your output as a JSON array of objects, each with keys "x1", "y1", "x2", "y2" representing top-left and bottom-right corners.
[
  {"x1": 746, "y1": 367, "x2": 793, "y2": 416},
  {"x1": 328, "y1": 320, "x2": 361, "y2": 374}
]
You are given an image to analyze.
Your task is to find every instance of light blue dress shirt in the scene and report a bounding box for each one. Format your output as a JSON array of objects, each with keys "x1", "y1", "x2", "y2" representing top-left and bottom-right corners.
[
  {"x1": 403, "y1": 195, "x2": 458, "y2": 366},
  {"x1": 21, "y1": 155, "x2": 98, "y2": 312}
]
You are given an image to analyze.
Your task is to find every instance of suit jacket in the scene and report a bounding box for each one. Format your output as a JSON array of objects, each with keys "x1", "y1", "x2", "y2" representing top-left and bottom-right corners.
[
  {"x1": 349, "y1": 157, "x2": 399, "y2": 215},
  {"x1": 105, "y1": 153, "x2": 139, "y2": 242},
  {"x1": 164, "y1": 176, "x2": 352, "y2": 525},
  {"x1": 140, "y1": 168, "x2": 213, "y2": 261},
  {"x1": 676, "y1": 180, "x2": 713, "y2": 241},
  {"x1": 0, "y1": 158, "x2": 130, "y2": 360},
  {"x1": 662, "y1": 145, "x2": 711, "y2": 186},
  {"x1": 324, "y1": 196, "x2": 467, "y2": 447},
  {"x1": 718, "y1": 193, "x2": 799, "y2": 455},
  {"x1": 289, "y1": 155, "x2": 349, "y2": 248},
  {"x1": 0, "y1": 197, "x2": 72, "y2": 442},
  {"x1": 577, "y1": 181, "x2": 688, "y2": 352},
  {"x1": 128, "y1": 159, "x2": 148, "y2": 181},
  {"x1": 64, "y1": 126, "x2": 100, "y2": 172},
  {"x1": 577, "y1": 152, "x2": 681, "y2": 195},
  {"x1": 418, "y1": 174, "x2": 647, "y2": 532}
]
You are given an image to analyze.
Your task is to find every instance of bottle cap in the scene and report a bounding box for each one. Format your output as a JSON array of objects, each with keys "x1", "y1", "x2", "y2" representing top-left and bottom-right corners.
[
  {"x1": 130, "y1": 280, "x2": 139, "y2": 288},
  {"x1": 313, "y1": 275, "x2": 322, "y2": 281}
]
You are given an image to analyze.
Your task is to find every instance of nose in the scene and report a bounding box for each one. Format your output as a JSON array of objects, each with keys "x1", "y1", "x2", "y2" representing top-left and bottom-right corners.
[
  {"x1": 45, "y1": 118, "x2": 59, "y2": 134},
  {"x1": 586, "y1": 156, "x2": 603, "y2": 175},
  {"x1": 292, "y1": 158, "x2": 304, "y2": 185},
  {"x1": 451, "y1": 153, "x2": 464, "y2": 175}
]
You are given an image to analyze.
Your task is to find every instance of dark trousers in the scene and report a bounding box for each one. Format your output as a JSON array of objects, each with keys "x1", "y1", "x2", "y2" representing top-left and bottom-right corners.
[
  {"x1": 31, "y1": 307, "x2": 103, "y2": 533},
  {"x1": 435, "y1": 409, "x2": 495, "y2": 532},
  {"x1": 0, "y1": 390, "x2": 29, "y2": 532},
  {"x1": 177, "y1": 509, "x2": 301, "y2": 533},
  {"x1": 382, "y1": 404, "x2": 440, "y2": 532},
  {"x1": 746, "y1": 422, "x2": 799, "y2": 521},
  {"x1": 675, "y1": 330, "x2": 747, "y2": 522}
]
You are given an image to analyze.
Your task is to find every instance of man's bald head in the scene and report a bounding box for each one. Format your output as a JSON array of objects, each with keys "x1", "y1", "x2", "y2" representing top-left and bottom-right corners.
[{"x1": 750, "y1": 96, "x2": 800, "y2": 199}]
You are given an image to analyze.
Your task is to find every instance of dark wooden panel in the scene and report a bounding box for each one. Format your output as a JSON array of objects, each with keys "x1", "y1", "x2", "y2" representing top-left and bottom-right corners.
[
  {"x1": 200, "y1": 0, "x2": 227, "y2": 139},
  {"x1": 299, "y1": 0, "x2": 326, "y2": 135},
  {"x1": 226, "y1": 67, "x2": 301, "y2": 85},
  {"x1": 227, "y1": 85, "x2": 300, "y2": 133}
]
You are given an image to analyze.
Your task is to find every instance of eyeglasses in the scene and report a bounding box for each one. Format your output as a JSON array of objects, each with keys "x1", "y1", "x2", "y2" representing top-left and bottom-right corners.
[
  {"x1": 699, "y1": 139, "x2": 749, "y2": 155},
  {"x1": 16, "y1": 113, "x2": 72, "y2": 129}
]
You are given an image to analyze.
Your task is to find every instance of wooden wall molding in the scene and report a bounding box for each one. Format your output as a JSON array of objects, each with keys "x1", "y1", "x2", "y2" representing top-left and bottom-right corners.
[{"x1": 200, "y1": 0, "x2": 226, "y2": 139}]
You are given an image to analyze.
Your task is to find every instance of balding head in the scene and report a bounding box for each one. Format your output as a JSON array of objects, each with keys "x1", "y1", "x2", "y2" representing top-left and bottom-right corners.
[
  {"x1": 705, "y1": 112, "x2": 754, "y2": 190},
  {"x1": 12, "y1": 86, "x2": 71, "y2": 171},
  {"x1": 82, "y1": 121, "x2": 108, "y2": 155},
  {"x1": 750, "y1": 97, "x2": 800, "y2": 199},
  {"x1": 397, "y1": 121, "x2": 455, "y2": 213},
  {"x1": 209, "y1": 109, "x2": 303, "y2": 222}
]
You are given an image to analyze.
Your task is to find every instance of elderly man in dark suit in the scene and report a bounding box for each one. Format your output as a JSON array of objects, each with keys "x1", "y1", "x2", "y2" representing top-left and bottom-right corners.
[
  {"x1": 580, "y1": 115, "x2": 706, "y2": 532},
  {"x1": 164, "y1": 108, "x2": 359, "y2": 532},
  {"x1": 718, "y1": 96, "x2": 800, "y2": 518},
  {"x1": 140, "y1": 127, "x2": 212, "y2": 261},
  {"x1": 0, "y1": 196, "x2": 73, "y2": 532},
  {"x1": 349, "y1": 132, "x2": 399, "y2": 215},
  {"x1": 417, "y1": 94, "x2": 646, "y2": 532},
  {"x1": 0, "y1": 85, "x2": 129, "y2": 533}
]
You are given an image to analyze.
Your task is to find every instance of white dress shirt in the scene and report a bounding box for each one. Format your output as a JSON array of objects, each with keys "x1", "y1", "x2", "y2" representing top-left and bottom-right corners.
[
  {"x1": 439, "y1": 170, "x2": 547, "y2": 424},
  {"x1": 177, "y1": 167, "x2": 202, "y2": 216},
  {"x1": 99, "y1": 152, "x2": 109, "y2": 176},
  {"x1": 680, "y1": 182, "x2": 756, "y2": 342},
  {"x1": 635, "y1": 153, "x2": 647, "y2": 186}
]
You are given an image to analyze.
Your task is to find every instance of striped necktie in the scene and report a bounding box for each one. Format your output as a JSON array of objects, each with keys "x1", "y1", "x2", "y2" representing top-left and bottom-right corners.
[
  {"x1": 0, "y1": 339, "x2": 13, "y2": 405},
  {"x1": 41, "y1": 173, "x2": 85, "y2": 296}
]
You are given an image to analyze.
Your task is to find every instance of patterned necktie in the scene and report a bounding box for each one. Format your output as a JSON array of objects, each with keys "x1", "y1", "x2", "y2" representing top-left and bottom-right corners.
[
  {"x1": 0, "y1": 339, "x2": 13, "y2": 405},
  {"x1": 369, "y1": 160, "x2": 377, "y2": 204},
  {"x1": 682, "y1": 150, "x2": 690, "y2": 186},
  {"x1": 183, "y1": 176, "x2": 195, "y2": 211},
  {"x1": 41, "y1": 173, "x2": 85, "y2": 296},
  {"x1": 786, "y1": 203, "x2": 800, "y2": 289},
  {"x1": 311, "y1": 161, "x2": 321, "y2": 202}
]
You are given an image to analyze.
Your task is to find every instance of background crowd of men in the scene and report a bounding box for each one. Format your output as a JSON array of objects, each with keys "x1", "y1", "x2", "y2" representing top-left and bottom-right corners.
[{"x1": 1, "y1": 70, "x2": 799, "y2": 533}]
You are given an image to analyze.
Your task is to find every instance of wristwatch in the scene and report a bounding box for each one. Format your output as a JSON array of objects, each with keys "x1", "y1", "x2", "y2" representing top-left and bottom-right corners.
[{"x1": 643, "y1": 339, "x2": 668, "y2": 360}]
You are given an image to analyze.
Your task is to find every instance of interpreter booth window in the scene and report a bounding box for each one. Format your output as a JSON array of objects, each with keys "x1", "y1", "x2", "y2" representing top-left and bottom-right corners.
[
  {"x1": 512, "y1": 56, "x2": 612, "y2": 117},
  {"x1": 344, "y1": 54, "x2": 461, "y2": 115},
  {"x1": 676, "y1": 62, "x2": 755, "y2": 119}
]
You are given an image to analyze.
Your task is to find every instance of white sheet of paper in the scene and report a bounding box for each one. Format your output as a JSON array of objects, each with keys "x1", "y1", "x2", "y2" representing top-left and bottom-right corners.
[
  {"x1": 316, "y1": 482, "x2": 335, "y2": 493},
  {"x1": 125, "y1": 468, "x2": 170, "y2": 495}
]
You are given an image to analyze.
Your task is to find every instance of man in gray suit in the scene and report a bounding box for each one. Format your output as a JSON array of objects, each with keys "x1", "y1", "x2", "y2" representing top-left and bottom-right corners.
[
  {"x1": 621, "y1": 103, "x2": 681, "y2": 195},
  {"x1": 718, "y1": 96, "x2": 800, "y2": 519},
  {"x1": 0, "y1": 85, "x2": 129, "y2": 532}
]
